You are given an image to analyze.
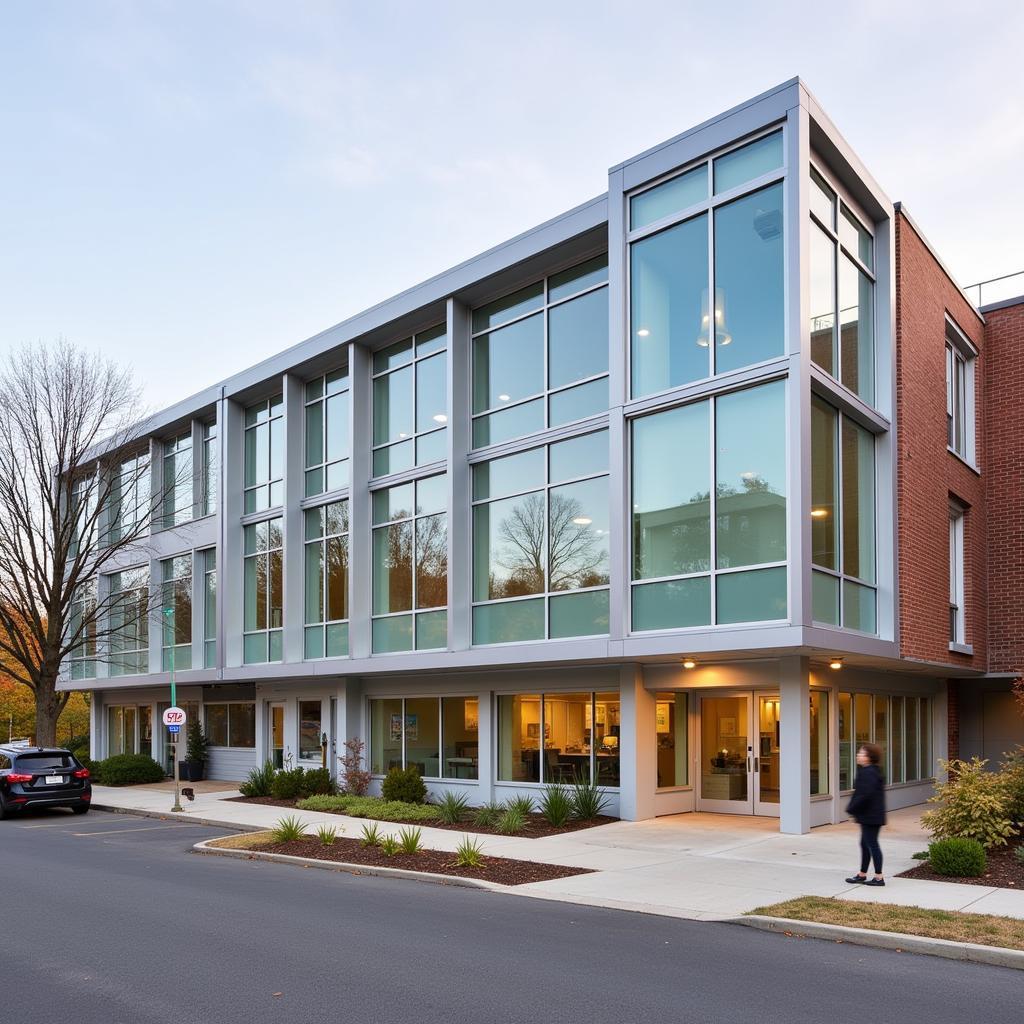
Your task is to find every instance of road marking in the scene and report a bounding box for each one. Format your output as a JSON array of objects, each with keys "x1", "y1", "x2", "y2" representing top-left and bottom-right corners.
[{"x1": 71, "y1": 824, "x2": 201, "y2": 837}]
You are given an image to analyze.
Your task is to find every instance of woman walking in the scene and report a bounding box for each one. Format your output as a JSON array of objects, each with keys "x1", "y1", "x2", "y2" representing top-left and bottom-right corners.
[{"x1": 845, "y1": 742, "x2": 886, "y2": 886}]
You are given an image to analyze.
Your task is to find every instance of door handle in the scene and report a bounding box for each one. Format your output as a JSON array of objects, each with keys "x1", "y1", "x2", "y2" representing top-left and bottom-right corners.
[
  {"x1": 754, "y1": 757, "x2": 759, "y2": 773},
  {"x1": 747, "y1": 756, "x2": 752, "y2": 772}
]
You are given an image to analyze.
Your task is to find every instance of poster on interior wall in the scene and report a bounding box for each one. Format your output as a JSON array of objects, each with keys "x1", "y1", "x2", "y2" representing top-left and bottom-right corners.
[
  {"x1": 656, "y1": 703, "x2": 670, "y2": 733},
  {"x1": 464, "y1": 699, "x2": 479, "y2": 732},
  {"x1": 390, "y1": 714, "x2": 403, "y2": 741},
  {"x1": 405, "y1": 714, "x2": 418, "y2": 741}
]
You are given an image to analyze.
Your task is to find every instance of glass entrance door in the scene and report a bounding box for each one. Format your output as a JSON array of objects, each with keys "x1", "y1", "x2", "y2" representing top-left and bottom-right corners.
[
  {"x1": 754, "y1": 694, "x2": 781, "y2": 817},
  {"x1": 269, "y1": 703, "x2": 285, "y2": 769}
]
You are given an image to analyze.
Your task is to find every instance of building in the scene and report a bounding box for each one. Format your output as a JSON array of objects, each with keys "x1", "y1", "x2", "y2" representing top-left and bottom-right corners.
[{"x1": 63, "y1": 78, "x2": 1024, "y2": 833}]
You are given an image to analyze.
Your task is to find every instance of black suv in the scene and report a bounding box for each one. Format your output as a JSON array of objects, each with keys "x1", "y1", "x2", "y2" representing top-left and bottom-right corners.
[{"x1": 0, "y1": 745, "x2": 92, "y2": 818}]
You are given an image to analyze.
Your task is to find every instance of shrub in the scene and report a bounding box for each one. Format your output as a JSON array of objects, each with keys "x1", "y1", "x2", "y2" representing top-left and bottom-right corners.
[
  {"x1": 316, "y1": 824, "x2": 338, "y2": 846},
  {"x1": 95, "y1": 754, "x2": 165, "y2": 787},
  {"x1": 570, "y1": 773, "x2": 610, "y2": 821},
  {"x1": 435, "y1": 791, "x2": 471, "y2": 825},
  {"x1": 67, "y1": 735, "x2": 91, "y2": 758},
  {"x1": 338, "y1": 737, "x2": 372, "y2": 796},
  {"x1": 271, "y1": 767, "x2": 309, "y2": 801},
  {"x1": 911, "y1": 850, "x2": 929, "y2": 861},
  {"x1": 1015, "y1": 846, "x2": 1024, "y2": 867},
  {"x1": 184, "y1": 720, "x2": 209, "y2": 764},
  {"x1": 539, "y1": 785, "x2": 573, "y2": 828},
  {"x1": 397, "y1": 826, "x2": 424, "y2": 854},
  {"x1": 77, "y1": 756, "x2": 101, "y2": 778},
  {"x1": 295, "y1": 794, "x2": 438, "y2": 822},
  {"x1": 302, "y1": 767, "x2": 337, "y2": 797},
  {"x1": 496, "y1": 806, "x2": 526, "y2": 835},
  {"x1": 999, "y1": 747, "x2": 1024, "y2": 824},
  {"x1": 239, "y1": 760, "x2": 276, "y2": 798},
  {"x1": 922, "y1": 757, "x2": 1019, "y2": 849},
  {"x1": 506, "y1": 794, "x2": 535, "y2": 818},
  {"x1": 381, "y1": 766, "x2": 427, "y2": 804},
  {"x1": 454, "y1": 835, "x2": 485, "y2": 868},
  {"x1": 378, "y1": 835, "x2": 400, "y2": 857},
  {"x1": 928, "y1": 837, "x2": 987, "y2": 877},
  {"x1": 271, "y1": 815, "x2": 307, "y2": 843},
  {"x1": 473, "y1": 801, "x2": 505, "y2": 828},
  {"x1": 360, "y1": 822, "x2": 382, "y2": 847}
]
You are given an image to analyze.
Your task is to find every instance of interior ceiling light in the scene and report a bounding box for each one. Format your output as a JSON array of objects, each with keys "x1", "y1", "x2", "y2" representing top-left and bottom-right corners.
[
  {"x1": 572, "y1": 516, "x2": 593, "y2": 526},
  {"x1": 811, "y1": 508, "x2": 829, "y2": 518},
  {"x1": 829, "y1": 657, "x2": 843, "y2": 670},
  {"x1": 498, "y1": 393, "x2": 511, "y2": 402},
  {"x1": 682, "y1": 658, "x2": 696, "y2": 670},
  {"x1": 432, "y1": 413, "x2": 448, "y2": 424},
  {"x1": 637, "y1": 328, "x2": 651, "y2": 337}
]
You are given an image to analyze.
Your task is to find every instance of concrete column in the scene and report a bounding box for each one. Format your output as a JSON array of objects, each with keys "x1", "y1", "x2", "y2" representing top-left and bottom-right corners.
[
  {"x1": 222, "y1": 398, "x2": 245, "y2": 668},
  {"x1": 282, "y1": 373, "x2": 305, "y2": 663},
  {"x1": 618, "y1": 664, "x2": 655, "y2": 821},
  {"x1": 348, "y1": 344, "x2": 373, "y2": 660},
  {"x1": 475, "y1": 688, "x2": 494, "y2": 805},
  {"x1": 335, "y1": 678, "x2": 364, "y2": 785},
  {"x1": 779, "y1": 655, "x2": 811, "y2": 834},
  {"x1": 932, "y1": 684, "x2": 949, "y2": 782},
  {"x1": 253, "y1": 687, "x2": 267, "y2": 769},
  {"x1": 89, "y1": 691, "x2": 103, "y2": 760},
  {"x1": 447, "y1": 298, "x2": 472, "y2": 652}
]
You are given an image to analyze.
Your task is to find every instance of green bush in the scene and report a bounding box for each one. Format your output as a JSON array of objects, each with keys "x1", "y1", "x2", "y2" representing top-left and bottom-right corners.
[
  {"x1": 184, "y1": 720, "x2": 209, "y2": 764},
  {"x1": 239, "y1": 760, "x2": 276, "y2": 798},
  {"x1": 435, "y1": 791, "x2": 471, "y2": 824},
  {"x1": 67, "y1": 735, "x2": 91, "y2": 758},
  {"x1": 472, "y1": 801, "x2": 504, "y2": 828},
  {"x1": 360, "y1": 822, "x2": 382, "y2": 847},
  {"x1": 922, "y1": 757, "x2": 1019, "y2": 849},
  {"x1": 928, "y1": 837, "x2": 987, "y2": 877},
  {"x1": 302, "y1": 767, "x2": 337, "y2": 797},
  {"x1": 539, "y1": 785, "x2": 573, "y2": 828},
  {"x1": 454, "y1": 835, "x2": 485, "y2": 868},
  {"x1": 506, "y1": 794, "x2": 535, "y2": 818},
  {"x1": 495, "y1": 806, "x2": 526, "y2": 835},
  {"x1": 316, "y1": 824, "x2": 338, "y2": 846},
  {"x1": 999, "y1": 747, "x2": 1024, "y2": 824},
  {"x1": 271, "y1": 815, "x2": 307, "y2": 843},
  {"x1": 381, "y1": 766, "x2": 427, "y2": 804},
  {"x1": 1014, "y1": 846, "x2": 1024, "y2": 867},
  {"x1": 379, "y1": 835, "x2": 400, "y2": 857},
  {"x1": 95, "y1": 754, "x2": 165, "y2": 786},
  {"x1": 570, "y1": 773, "x2": 610, "y2": 821},
  {"x1": 397, "y1": 826, "x2": 424, "y2": 854},
  {"x1": 296, "y1": 794, "x2": 438, "y2": 822},
  {"x1": 271, "y1": 767, "x2": 309, "y2": 801}
]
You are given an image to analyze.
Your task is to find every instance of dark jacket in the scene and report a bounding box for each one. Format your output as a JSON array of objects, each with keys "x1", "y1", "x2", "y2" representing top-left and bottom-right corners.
[{"x1": 846, "y1": 763, "x2": 886, "y2": 826}]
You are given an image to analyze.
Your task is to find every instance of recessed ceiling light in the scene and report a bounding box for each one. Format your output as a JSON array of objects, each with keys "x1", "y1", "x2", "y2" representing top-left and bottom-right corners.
[
  {"x1": 829, "y1": 657, "x2": 843, "y2": 670},
  {"x1": 398, "y1": 433, "x2": 408, "y2": 439},
  {"x1": 811, "y1": 509, "x2": 829, "y2": 518},
  {"x1": 498, "y1": 393, "x2": 511, "y2": 402},
  {"x1": 572, "y1": 516, "x2": 593, "y2": 526},
  {"x1": 432, "y1": 413, "x2": 448, "y2": 424},
  {"x1": 682, "y1": 659, "x2": 696, "y2": 670},
  {"x1": 637, "y1": 328, "x2": 650, "y2": 338}
]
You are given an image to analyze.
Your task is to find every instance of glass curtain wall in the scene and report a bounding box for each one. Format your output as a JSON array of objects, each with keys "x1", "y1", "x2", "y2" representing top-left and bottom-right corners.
[
  {"x1": 471, "y1": 256, "x2": 609, "y2": 448},
  {"x1": 368, "y1": 696, "x2": 479, "y2": 780},
  {"x1": 305, "y1": 499, "x2": 349, "y2": 658},
  {"x1": 160, "y1": 554, "x2": 192, "y2": 671},
  {"x1": 373, "y1": 326, "x2": 447, "y2": 476},
  {"x1": 472, "y1": 430, "x2": 610, "y2": 644},
  {"x1": 305, "y1": 369, "x2": 350, "y2": 495},
  {"x1": 108, "y1": 567, "x2": 149, "y2": 675},
  {"x1": 838, "y1": 692, "x2": 932, "y2": 789},
  {"x1": 161, "y1": 432, "x2": 192, "y2": 527},
  {"x1": 244, "y1": 395, "x2": 283, "y2": 513},
  {"x1": 243, "y1": 517, "x2": 283, "y2": 663},
  {"x1": 108, "y1": 453, "x2": 149, "y2": 544},
  {"x1": 201, "y1": 548, "x2": 216, "y2": 667},
  {"x1": 69, "y1": 579, "x2": 97, "y2": 679}
]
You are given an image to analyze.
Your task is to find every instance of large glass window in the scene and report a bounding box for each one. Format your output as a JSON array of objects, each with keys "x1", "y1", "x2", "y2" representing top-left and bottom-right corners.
[
  {"x1": 631, "y1": 381, "x2": 786, "y2": 631},
  {"x1": 305, "y1": 369, "x2": 350, "y2": 495},
  {"x1": 69, "y1": 474, "x2": 97, "y2": 559},
  {"x1": 497, "y1": 691, "x2": 619, "y2": 787},
  {"x1": 839, "y1": 692, "x2": 932, "y2": 790},
  {"x1": 161, "y1": 432, "x2": 192, "y2": 528},
  {"x1": 108, "y1": 567, "x2": 149, "y2": 676},
  {"x1": 472, "y1": 431, "x2": 609, "y2": 644},
  {"x1": 160, "y1": 554, "x2": 191, "y2": 672},
  {"x1": 371, "y1": 475, "x2": 447, "y2": 653},
  {"x1": 811, "y1": 397, "x2": 877, "y2": 632},
  {"x1": 69, "y1": 579, "x2": 97, "y2": 680},
  {"x1": 107, "y1": 705, "x2": 139, "y2": 757},
  {"x1": 305, "y1": 499, "x2": 349, "y2": 658},
  {"x1": 201, "y1": 548, "x2": 216, "y2": 668},
  {"x1": 809, "y1": 690, "x2": 829, "y2": 796},
  {"x1": 244, "y1": 395, "x2": 283, "y2": 513},
  {"x1": 368, "y1": 696, "x2": 478, "y2": 780},
  {"x1": 945, "y1": 319, "x2": 975, "y2": 462},
  {"x1": 298, "y1": 700, "x2": 323, "y2": 762},
  {"x1": 243, "y1": 517, "x2": 283, "y2": 664},
  {"x1": 201, "y1": 420, "x2": 217, "y2": 516},
  {"x1": 808, "y1": 163, "x2": 876, "y2": 403},
  {"x1": 472, "y1": 257, "x2": 608, "y2": 448},
  {"x1": 949, "y1": 508, "x2": 965, "y2": 645},
  {"x1": 205, "y1": 703, "x2": 256, "y2": 748},
  {"x1": 108, "y1": 453, "x2": 149, "y2": 544},
  {"x1": 655, "y1": 692, "x2": 688, "y2": 788},
  {"x1": 373, "y1": 327, "x2": 446, "y2": 476}
]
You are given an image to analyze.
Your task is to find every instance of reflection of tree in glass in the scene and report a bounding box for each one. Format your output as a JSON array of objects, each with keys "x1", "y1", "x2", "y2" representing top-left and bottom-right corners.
[
  {"x1": 492, "y1": 492, "x2": 608, "y2": 598},
  {"x1": 378, "y1": 512, "x2": 447, "y2": 611}
]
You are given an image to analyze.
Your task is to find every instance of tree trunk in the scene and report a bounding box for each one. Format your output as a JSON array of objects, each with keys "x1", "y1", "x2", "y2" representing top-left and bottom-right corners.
[{"x1": 33, "y1": 670, "x2": 64, "y2": 747}]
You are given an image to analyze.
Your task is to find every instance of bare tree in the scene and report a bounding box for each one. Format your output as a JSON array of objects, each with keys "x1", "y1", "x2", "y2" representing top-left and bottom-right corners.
[{"x1": 0, "y1": 341, "x2": 172, "y2": 746}]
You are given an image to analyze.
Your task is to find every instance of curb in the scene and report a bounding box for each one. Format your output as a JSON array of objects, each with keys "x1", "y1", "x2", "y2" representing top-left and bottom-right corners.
[
  {"x1": 735, "y1": 915, "x2": 1024, "y2": 971},
  {"x1": 192, "y1": 837, "x2": 510, "y2": 891},
  {"x1": 90, "y1": 803, "x2": 264, "y2": 833}
]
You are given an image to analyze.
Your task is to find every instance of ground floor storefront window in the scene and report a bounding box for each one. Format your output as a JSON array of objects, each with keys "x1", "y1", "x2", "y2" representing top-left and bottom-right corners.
[
  {"x1": 655, "y1": 692, "x2": 688, "y2": 788},
  {"x1": 838, "y1": 692, "x2": 931, "y2": 789},
  {"x1": 205, "y1": 702, "x2": 256, "y2": 748},
  {"x1": 107, "y1": 704, "x2": 152, "y2": 758},
  {"x1": 369, "y1": 696, "x2": 479, "y2": 779}
]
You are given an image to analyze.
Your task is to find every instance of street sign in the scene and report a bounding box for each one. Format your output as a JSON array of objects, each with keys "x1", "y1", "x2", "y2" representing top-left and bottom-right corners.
[
  {"x1": 162, "y1": 706, "x2": 187, "y2": 728},
  {"x1": 167, "y1": 724, "x2": 181, "y2": 734}
]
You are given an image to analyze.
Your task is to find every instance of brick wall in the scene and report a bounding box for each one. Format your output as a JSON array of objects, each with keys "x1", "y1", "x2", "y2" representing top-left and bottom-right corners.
[
  {"x1": 895, "y1": 213, "x2": 987, "y2": 670},
  {"x1": 982, "y1": 299, "x2": 1024, "y2": 676}
]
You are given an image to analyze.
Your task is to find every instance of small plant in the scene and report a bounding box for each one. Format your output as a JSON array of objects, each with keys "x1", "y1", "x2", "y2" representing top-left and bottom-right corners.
[
  {"x1": 922, "y1": 757, "x2": 1019, "y2": 849},
  {"x1": 316, "y1": 824, "x2": 338, "y2": 846},
  {"x1": 496, "y1": 806, "x2": 526, "y2": 835},
  {"x1": 271, "y1": 815, "x2": 307, "y2": 844},
  {"x1": 378, "y1": 835, "x2": 401, "y2": 857},
  {"x1": 506, "y1": 794, "x2": 535, "y2": 818},
  {"x1": 569, "y1": 773, "x2": 610, "y2": 821},
  {"x1": 93, "y1": 754, "x2": 165, "y2": 786},
  {"x1": 397, "y1": 826, "x2": 424, "y2": 854},
  {"x1": 928, "y1": 837, "x2": 987, "y2": 877},
  {"x1": 302, "y1": 767, "x2": 337, "y2": 797},
  {"x1": 911, "y1": 850, "x2": 929, "y2": 860},
  {"x1": 1014, "y1": 845, "x2": 1024, "y2": 866},
  {"x1": 381, "y1": 766, "x2": 427, "y2": 804},
  {"x1": 239, "y1": 760, "x2": 276, "y2": 798},
  {"x1": 435, "y1": 790, "x2": 471, "y2": 825},
  {"x1": 999, "y1": 747, "x2": 1024, "y2": 824},
  {"x1": 539, "y1": 784, "x2": 573, "y2": 828},
  {"x1": 473, "y1": 801, "x2": 505, "y2": 828},
  {"x1": 454, "y1": 835, "x2": 485, "y2": 868},
  {"x1": 360, "y1": 822, "x2": 382, "y2": 847},
  {"x1": 338, "y1": 737, "x2": 372, "y2": 796},
  {"x1": 271, "y1": 767, "x2": 308, "y2": 801}
]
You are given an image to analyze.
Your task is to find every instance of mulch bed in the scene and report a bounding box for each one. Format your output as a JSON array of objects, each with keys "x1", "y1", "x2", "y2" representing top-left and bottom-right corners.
[
  {"x1": 227, "y1": 796, "x2": 617, "y2": 838},
  {"x1": 898, "y1": 838, "x2": 1024, "y2": 888},
  {"x1": 252, "y1": 836, "x2": 593, "y2": 886}
]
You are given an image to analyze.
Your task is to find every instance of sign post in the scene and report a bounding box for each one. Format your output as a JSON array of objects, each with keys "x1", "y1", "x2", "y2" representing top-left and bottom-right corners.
[{"x1": 162, "y1": 706, "x2": 186, "y2": 813}]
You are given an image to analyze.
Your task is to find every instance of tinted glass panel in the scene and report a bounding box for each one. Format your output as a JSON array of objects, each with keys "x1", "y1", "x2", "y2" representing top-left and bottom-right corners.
[
  {"x1": 716, "y1": 566, "x2": 786, "y2": 623},
  {"x1": 473, "y1": 495, "x2": 545, "y2": 600},
  {"x1": 631, "y1": 164, "x2": 708, "y2": 230},
  {"x1": 548, "y1": 255, "x2": 608, "y2": 303},
  {"x1": 841, "y1": 419, "x2": 875, "y2": 583},
  {"x1": 549, "y1": 589, "x2": 610, "y2": 638},
  {"x1": 839, "y1": 255, "x2": 874, "y2": 403},
  {"x1": 473, "y1": 283, "x2": 544, "y2": 333},
  {"x1": 474, "y1": 600, "x2": 544, "y2": 645},
  {"x1": 810, "y1": 224, "x2": 837, "y2": 375},
  {"x1": 713, "y1": 131, "x2": 783, "y2": 193},
  {"x1": 549, "y1": 377, "x2": 608, "y2": 427},
  {"x1": 811, "y1": 397, "x2": 838, "y2": 570},
  {"x1": 812, "y1": 570, "x2": 840, "y2": 625},
  {"x1": 632, "y1": 577, "x2": 711, "y2": 631},
  {"x1": 473, "y1": 447, "x2": 545, "y2": 501},
  {"x1": 472, "y1": 398, "x2": 544, "y2": 449},
  {"x1": 839, "y1": 207, "x2": 873, "y2": 270},
  {"x1": 548, "y1": 476, "x2": 610, "y2": 591},
  {"x1": 415, "y1": 352, "x2": 447, "y2": 433},
  {"x1": 548, "y1": 288, "x2": 608, "y2": 390},
  {"x1": 549, "y1": 430, "x2": 608, "y2": 484}
]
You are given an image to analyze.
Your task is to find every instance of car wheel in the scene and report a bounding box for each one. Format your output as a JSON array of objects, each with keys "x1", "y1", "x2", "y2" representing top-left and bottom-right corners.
[
  {"x1": 0, "y1": 796, "x2": 11, "y2": 820},
  {"x1": 72, "y1": 803, "x2": 90, "y2": 815}
]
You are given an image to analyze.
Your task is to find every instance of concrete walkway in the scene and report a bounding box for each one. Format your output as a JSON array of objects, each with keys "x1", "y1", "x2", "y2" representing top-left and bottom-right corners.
[{"x1": 91, "y1": 784, "x2": 1024, "y2": 922}]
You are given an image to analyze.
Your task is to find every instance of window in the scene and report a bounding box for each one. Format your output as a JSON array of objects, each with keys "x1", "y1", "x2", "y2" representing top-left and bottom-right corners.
[
  {"x1": 497, "y1": 691, "x2": 620, "y2": 787},
  {"x1": 201, "y1": 421, "x2": 217, "y2": 516},
  {"x1": 839, "y1": 692, "x2": 932, "y2": 789},
  {"x1": 945, "y1": 319, "x2": 975, "y2": 463},
  {"x1": 809, "y1": 690, "x2": 829, "y2": 796},
  {"x1": 372, "y1": 476, "x2": 446, "y2": 652},
  {"x1": 305, "y1": 500, "x2": 349, "y2": 658},
  {"x1": 655, "y1": 692, "x2": 688, "y2": 788},
  {"x1": 201, "y1": 548, "x2": 216, "y2": 668},
  {"x1": 298, "y1": 700, "x2": 323, "y2": 762},
  {"x1": 472, "y1": 257, "x2": 608, "y2": 449},
  {"x1": 949, "y1": 508, "x2": 965, "y2": 646},
  {"x1": 68, "y1": 579, "x2": 97, "y2": 680},
  {"x1": 205, "y1": 702, "x2": 256, "y2": 748},
  {"x1": 305, "y1": 369, "x2": 350, "y2": 495},
  {"x1": 108, "y1": 567, "x2": 149, "y2": 675},
  {"x1": 811, "y1": 397, "x2": 877, "y2": 632},
  {"x1": 244, "y1": 395, "x2": 283, "y2": 513},
  {"x1": 108, "y1": 452, "x2": 149, "y2": 544},
  {"x1": 808, "y1": 165, "x2": 875, "y2": 403},
  {"x1": 69, "y1": 474, "x2": 97, "y2": 559},
  {"x1": 243, "y1": 517, "x2": 283, "y2": 664},
  {"x1": 368, "y1": 696, "x2": 479, "y2": 780},
  {"x1": 631, "y1": 381, "x2": 787, "y2": 631},
  {"x1": 473, "y1": 431, "x2": 609, "y2": 644},
  {"x1": 373, "y1": 328, "x2": 446, "y2": 476},
  {"x1": 107, "y1": 705, "x2": 138, "y2": 756},
  {"x1": 161, "y1": 432, "x2": 193, "y2": 527},
  {"x1": 629, "y1": 132, "x2": 784, "y2": 400},
  {"x1": 160, "y1": 555, "x2": 191, "y2": 671}
]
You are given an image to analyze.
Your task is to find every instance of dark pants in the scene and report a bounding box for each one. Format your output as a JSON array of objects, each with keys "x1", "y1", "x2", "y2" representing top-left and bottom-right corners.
[{"x1": 859, "y1": 823, "x2": 883, "y2": 874}]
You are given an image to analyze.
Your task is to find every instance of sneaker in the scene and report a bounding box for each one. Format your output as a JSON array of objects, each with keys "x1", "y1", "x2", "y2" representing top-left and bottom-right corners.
[
  {"x1": 864, "y1": 877, "x2": 886, "y2": 887},
  {"x1": 845, "y1": 875, "x2": 867, "y2": 884}
]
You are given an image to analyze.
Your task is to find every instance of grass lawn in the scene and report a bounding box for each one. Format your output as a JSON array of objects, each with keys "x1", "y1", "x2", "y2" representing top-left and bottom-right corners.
[
  {"x1": 749, "y1": 896, "x2": 1024, "y2": 952},
  {"x1": 207, "y1": 831, "x2": 275, "y2": 850}
]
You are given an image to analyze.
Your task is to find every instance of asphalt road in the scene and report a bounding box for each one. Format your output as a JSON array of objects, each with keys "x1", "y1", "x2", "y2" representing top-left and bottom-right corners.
[{"x1": 3, "y1": 808, "x2": 1015, "y2": 1024}]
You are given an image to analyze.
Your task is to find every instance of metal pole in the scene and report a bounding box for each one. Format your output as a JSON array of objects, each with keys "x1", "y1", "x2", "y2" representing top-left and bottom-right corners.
[{"x1": 166, "y1": 606, "x2": 183, "y2": 813}]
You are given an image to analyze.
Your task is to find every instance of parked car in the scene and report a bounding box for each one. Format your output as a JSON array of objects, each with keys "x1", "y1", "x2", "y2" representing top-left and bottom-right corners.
[{"x1": 0, "y1": 744, "x2": 92, "y2": 818}]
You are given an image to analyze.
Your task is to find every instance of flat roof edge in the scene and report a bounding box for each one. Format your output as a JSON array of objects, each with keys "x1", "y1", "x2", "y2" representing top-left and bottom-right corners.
[{"x1": 979, "y1": 294, "x2": 1024, "y2": 314}]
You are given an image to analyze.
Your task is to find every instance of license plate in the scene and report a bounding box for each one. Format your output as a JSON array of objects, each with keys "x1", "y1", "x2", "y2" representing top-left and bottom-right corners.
[{"x1": 45, "y1": 775, "x2": 65, "y2": 785}]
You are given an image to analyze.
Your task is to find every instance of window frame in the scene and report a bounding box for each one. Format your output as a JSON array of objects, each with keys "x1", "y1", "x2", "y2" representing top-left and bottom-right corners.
[
  {"x1": 304, "y1": 368, "x2": 351, "y2": 496},
  {"x1": 161, "y1": 431, "x2": 193, "y2": 529},
  {"x1": 838, "y1": 691, "x2": 933, "y2": 792},
  {"x1": 949, "y1": 506, "x2": 966, "y2": 648},
  {"x1": 204, "y1": 701, "x2": 256, "y2": 749},
  {"x1": 107, "y1": 565, "x2": 149, "y2": 676},
  {"x1": 160, "y1": 553, "x2": 192, "y2": 672},
  {"x1": 200, "y1": 420, "x2": 217, "y2": 517},
  {"x1": 304, "y1": 499, "x2": 350, "y2": 659},
  {"x1": 242, "y1": 516, "x2": 284, "y2": 664},
  {"x1": 201, "y1": 547, "x2": 216, "y2": 668},
  {"x1": 945, "y1": 316, "x2": 977, "y2": 467},
  {"x1": 243, "y1": 395, "x2": 284, "y2": 514}
]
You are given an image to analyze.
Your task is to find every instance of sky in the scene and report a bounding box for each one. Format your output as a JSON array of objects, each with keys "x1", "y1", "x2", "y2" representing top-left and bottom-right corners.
[{"x1": 2, "y1": 1, "x2": 1022, "y2": 413}]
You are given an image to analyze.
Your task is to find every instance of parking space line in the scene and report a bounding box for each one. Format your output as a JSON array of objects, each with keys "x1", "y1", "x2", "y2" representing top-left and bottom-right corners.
[{"x1": 71, "y1": 824, "x2": 202, "y2": 837}]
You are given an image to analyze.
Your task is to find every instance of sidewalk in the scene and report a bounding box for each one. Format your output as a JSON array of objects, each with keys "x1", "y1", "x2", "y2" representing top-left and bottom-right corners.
[{"x1": 92, "y1": 785, "x2": 1024, "y2": 923}]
